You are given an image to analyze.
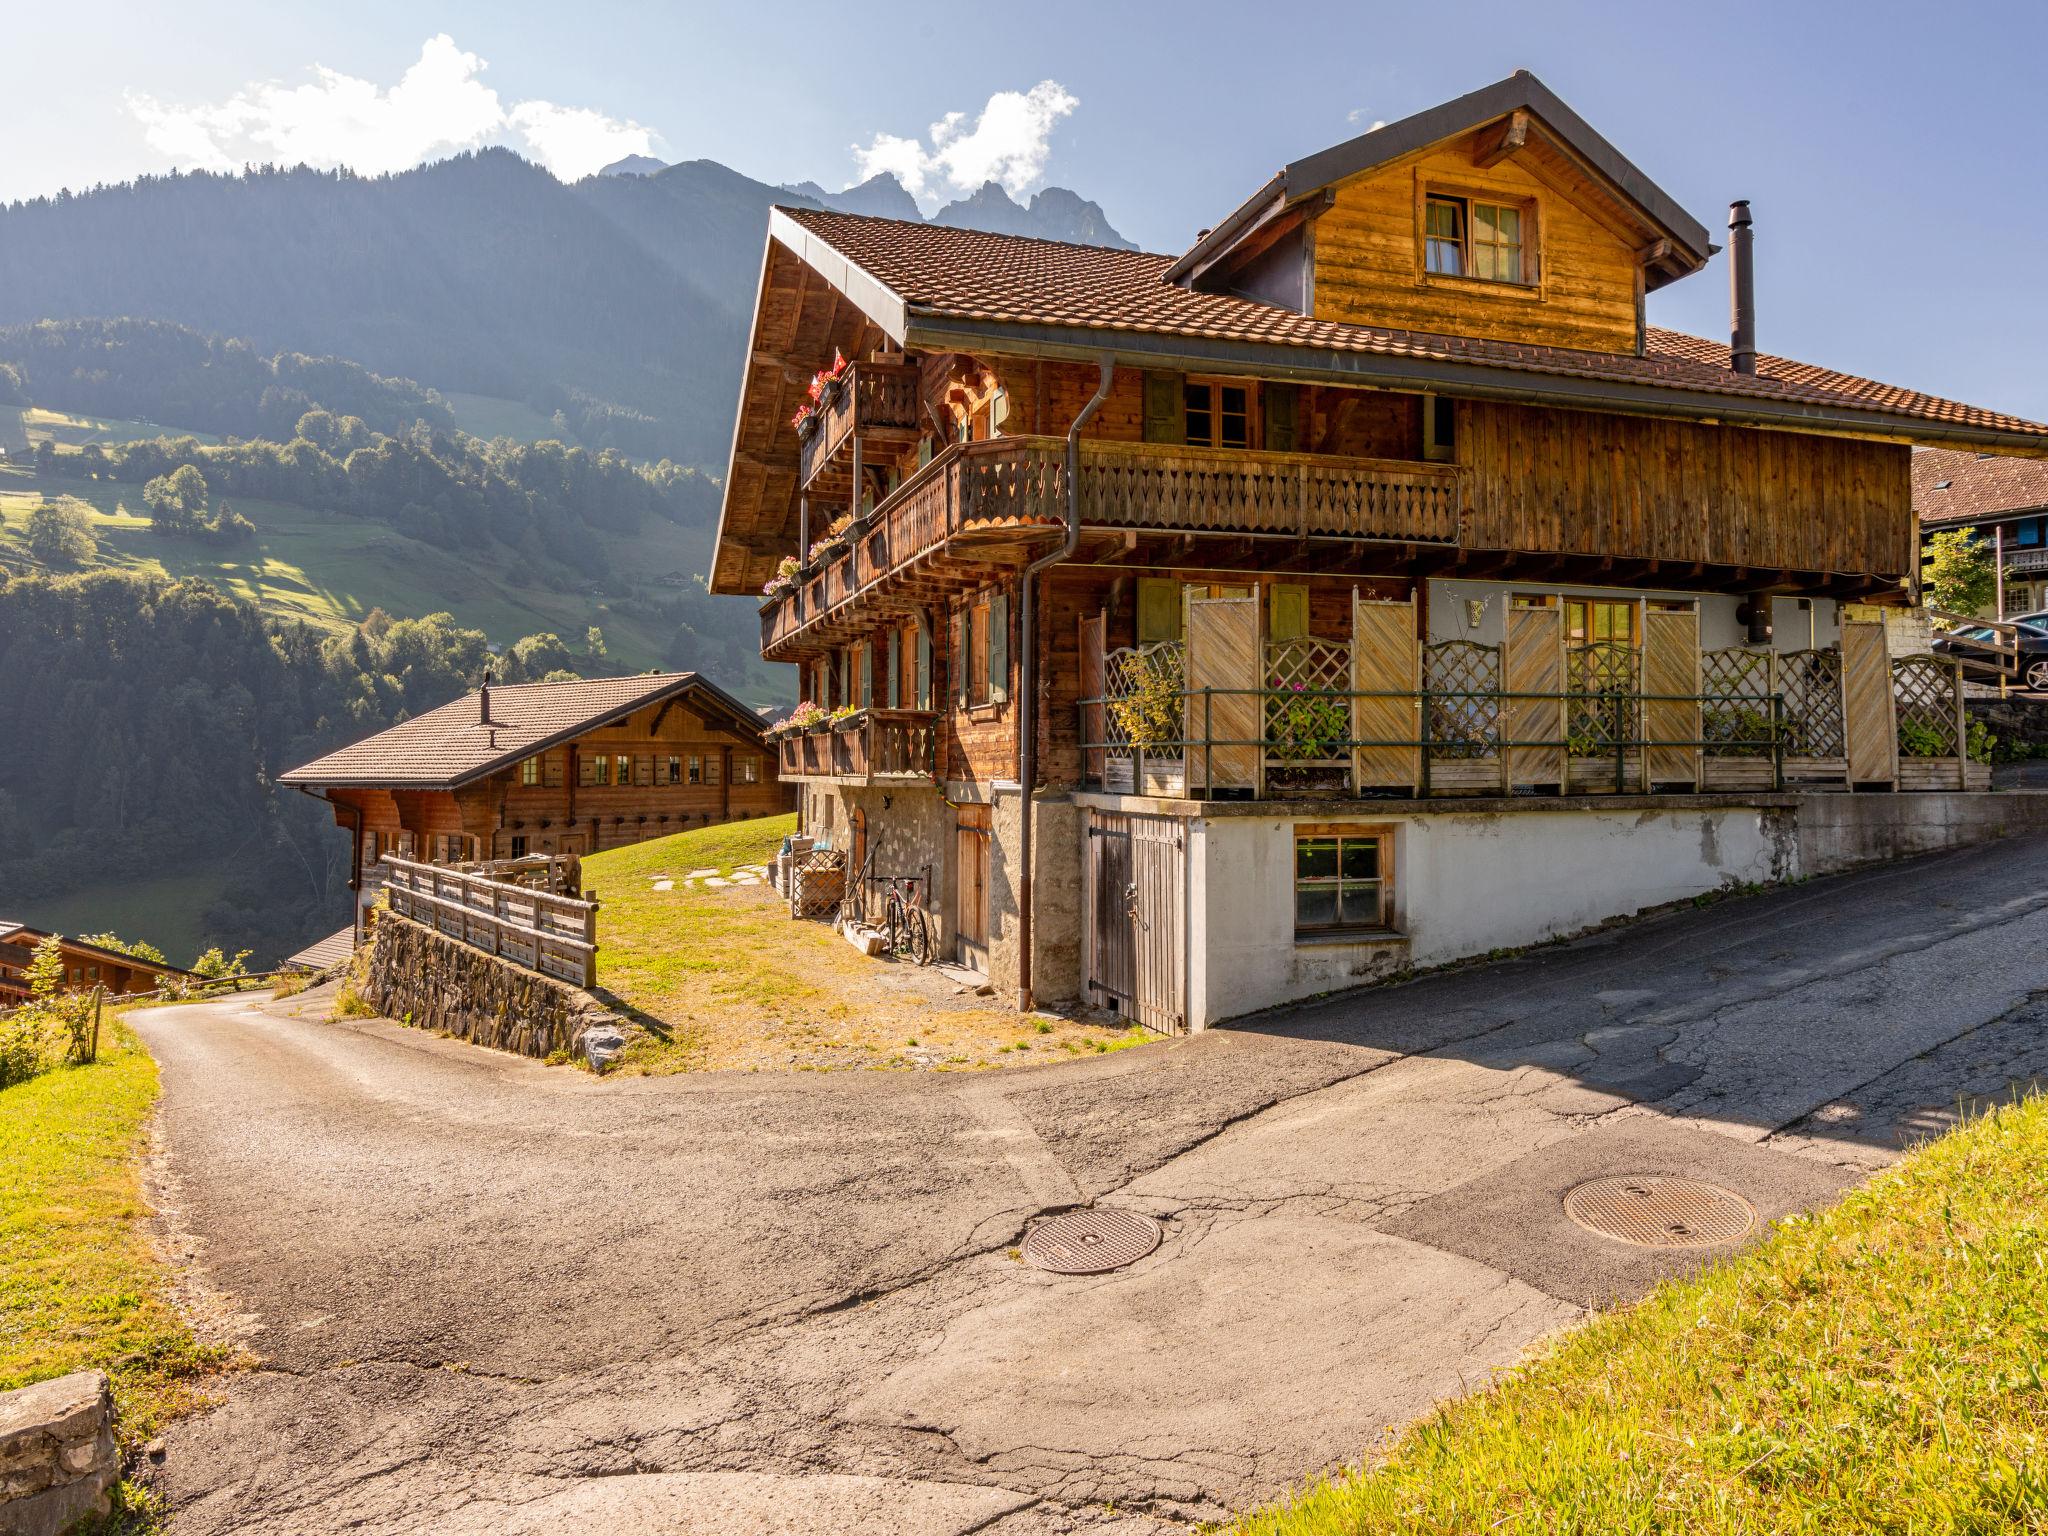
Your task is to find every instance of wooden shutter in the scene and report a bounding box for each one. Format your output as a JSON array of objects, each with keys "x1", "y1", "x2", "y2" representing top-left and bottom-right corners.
[
  {"x1": 1185, "y1": 590, "x2": 1261, "y2": 793},
  {"x1": 1504, "y1": 602, "x2": 1565, "y2": 787},
  {"x1": 1352, "y1": 593, "x2": 1419, "y2": 790},
  {"x1": 916, "y1": 624, "x2": 932, "y2": 708},
  {"x1": 1263, "y1": 385, "x2": 1299, "y2": 453},
  {"x1": 989, "y1": 590, "x2": 1010, "y2": 702},
  {"x1": 1269, "y1": 583, "x2": 1309, "y2": 641},
  {"x1": 1842, "y1": 617, "x2": 1897, "y2": 785},
  {"x1": 1137, "y1": 577, "x2": 1182, "y2": 644},
  {"x1": 1643, "y1": 605, "x2": 1701, "y2": 788},
  {"x1": 952, "y1": 609, "x2": 968, "y2": 705},
  {"x1": 1143, "y1": 371, "x2": 1185, "y2": 444},
  {"x1": 859, "y1": 643, "x2": 874, "y2": 708},
  {"x1": 885, "y1": 630, "x2": 900, "y2": 707}
]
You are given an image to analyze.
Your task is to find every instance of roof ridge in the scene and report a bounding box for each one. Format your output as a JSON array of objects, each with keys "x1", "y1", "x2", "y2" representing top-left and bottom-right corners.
[{"x1": 779, "y1": 202, "x2": 1177, "y2": 261}]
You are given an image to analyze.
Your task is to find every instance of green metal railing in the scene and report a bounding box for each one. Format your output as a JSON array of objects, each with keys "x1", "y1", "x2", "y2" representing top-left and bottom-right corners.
[{"x1": 1078, "y1": 684, "x2": 1787, "y2": 799}]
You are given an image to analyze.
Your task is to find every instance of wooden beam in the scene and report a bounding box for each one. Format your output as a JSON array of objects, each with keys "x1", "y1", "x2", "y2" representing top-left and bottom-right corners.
[{"x1": 1473, "y1": 110, "x2": 1529, "y2": 170}]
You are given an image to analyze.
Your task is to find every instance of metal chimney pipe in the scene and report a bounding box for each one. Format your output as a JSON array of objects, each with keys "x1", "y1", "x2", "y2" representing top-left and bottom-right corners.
[
  {"x1": 479, "y1": 669, "x2": 493, "y2": 724},
  {"x1": 1729, "y1": 200, "x2": 1757, "y2": 375}
]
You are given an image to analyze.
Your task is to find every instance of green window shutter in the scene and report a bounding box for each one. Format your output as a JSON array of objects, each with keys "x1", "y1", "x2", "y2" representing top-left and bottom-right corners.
[
  {"x1": 885, "y1": 630, "x2": 900, "y2": 707},
  {"x1": 1137, "y1": 577, "x2": 1183, "y2": 644},
  {"x1": 918, "y1": 437, "x2": 933, "y2": 468},
  {"x1": 952, "y1": 609, "x2": 968, "y2": 705},
  {"x1": 989, "y1": 590, "x2": 1010, "y2": 702},
  {"x1": 1143, "y1": 371, "x2": 1186, "y2": 444},
  {"x1": 1270, "y1": 584, "x2": 1309, "y2": 641},
  {"x1": 859, "y1": 644, "x2": 873, "y2": 708},
  {"x1": 916, "y1": 625, "x2": 932, "y2": 708},
  {"x1": 1263, "y1": 385, "x2": 1299, "y2": 453}
]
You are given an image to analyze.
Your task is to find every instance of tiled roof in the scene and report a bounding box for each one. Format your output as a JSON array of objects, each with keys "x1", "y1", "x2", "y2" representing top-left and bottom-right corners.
[
  {"x1": 1912, "y1": 448, "x2": 2048, "y2": 527},
  {"x1": 776, "y1": 207, "x2": 2048, "y2": 443},
  {"x1": 279, "y1": 673, "x2": 753, "y2": 789}
]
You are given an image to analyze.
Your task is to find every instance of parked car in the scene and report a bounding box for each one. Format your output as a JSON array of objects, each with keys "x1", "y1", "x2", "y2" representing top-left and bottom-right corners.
[{"x1": 1933, "y1": 620, "x2": 2048, "y2": 690}]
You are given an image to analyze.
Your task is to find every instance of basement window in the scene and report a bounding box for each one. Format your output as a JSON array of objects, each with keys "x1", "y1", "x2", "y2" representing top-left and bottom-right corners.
[{"x1": 1294, "y1": 832, "x2": 1392, "y2": 936}]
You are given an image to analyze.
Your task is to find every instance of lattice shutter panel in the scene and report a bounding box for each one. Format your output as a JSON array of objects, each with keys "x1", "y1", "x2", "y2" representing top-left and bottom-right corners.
[
  {"x1": 1186, "y1": 592, "x2": 1261, "y2": 792},
  {"x1": 1080, "y1": 612, "x2": 1107, "y2": 783},
  {"x1": 1644, "y1": 607, "x2": 1701, "y2": 788},
  {"x1": 1780, "y1": 648, "x2": 1846, "y2": 762},
  {"x1": 1504, "y1": 604, "x2": 1564, "y2": 786},
  {"x1": 1352, "y1": 593, "x2": 1418, "y2": 790},
  {"x1": 1841, "y1": 619, "x2": 1897, "y2": 785}
]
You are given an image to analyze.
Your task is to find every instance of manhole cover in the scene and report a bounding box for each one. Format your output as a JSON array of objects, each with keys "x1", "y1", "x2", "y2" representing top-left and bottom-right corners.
[
  {"x1": 1021, "y1": 1210, "x2": 1162, "y2": 1274},
  {"x1": 1563, "y1": 1175, "x2": 1755, "y2": 1248}
]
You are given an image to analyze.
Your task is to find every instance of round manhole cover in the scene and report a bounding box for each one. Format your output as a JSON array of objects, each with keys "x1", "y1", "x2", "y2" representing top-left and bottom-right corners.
[
  {"x1": 1021, "y1": 1210, "x2": 1162, "y2": 1274},
  {"x1": 1564, "y1": 1175, "x2": 1755, "y2": 1249}
]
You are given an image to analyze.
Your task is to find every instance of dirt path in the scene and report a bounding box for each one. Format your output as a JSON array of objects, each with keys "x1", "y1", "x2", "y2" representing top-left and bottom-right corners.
[{"x1": 133, "y1": 834, "x2": 2048, "y2": 1533}]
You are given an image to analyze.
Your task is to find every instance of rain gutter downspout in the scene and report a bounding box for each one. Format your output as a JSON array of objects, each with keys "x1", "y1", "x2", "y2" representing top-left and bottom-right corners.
[{"x1": 1016, "y1": 353, "x2": 1115, "y2": 1012}]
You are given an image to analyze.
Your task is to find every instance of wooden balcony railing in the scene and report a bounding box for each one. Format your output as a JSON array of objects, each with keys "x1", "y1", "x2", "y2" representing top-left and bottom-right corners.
[
  {"x1": 760, "y1": 436, "x2": 1463, "y2": 658},
  {"x1": 799, "y1": 361, "x2": 922, "y2": 490},
  {"x1": 773, "y1": 709, "x2": 939, "y2": 783}
]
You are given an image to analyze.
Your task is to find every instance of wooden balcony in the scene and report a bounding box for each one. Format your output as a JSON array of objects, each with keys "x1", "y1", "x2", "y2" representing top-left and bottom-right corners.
[
  {"x1": 774, "y1": 709, "x2": 939, "y2": 783},
  {"x1": 760, "y1": 436, "x2": 1463, "y2": 660},
  {"x1": 799, "y1": 361, "x2": 922, "y2": 494}
]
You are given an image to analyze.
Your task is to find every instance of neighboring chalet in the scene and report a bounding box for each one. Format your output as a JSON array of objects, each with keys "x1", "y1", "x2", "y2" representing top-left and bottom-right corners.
[
  {"x1": 281, "y1": 672, "x2": 792, "y2": 934},
  {"x1": 0, "y1": 922, "x2": 194, "y2": 1003},
  {"x1": 1914, "y1": 448, "x2": 2048, "y2": 617},
  {"x1": 713, "y1": 71, "x2": 2048, "y2": 1029}
]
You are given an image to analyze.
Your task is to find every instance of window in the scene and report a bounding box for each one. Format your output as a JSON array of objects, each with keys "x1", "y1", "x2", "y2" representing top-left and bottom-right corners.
[
  {"x1": 666, "y1": 755, "x2": 683, "y2": 785},
  {"x1": 1566, "y1": 599, "x2": 1637, "y2": 645},
  {"x1": 968, "y1": 600, "x2": 991, "y2": 704},
  {"x1": 510, "y1": 835, "x2": 528, "y2": 859},
  {"x1": 1424, "y1": 194, "x2": 1529, "y2": 284},
  {"x1": 1422, "y1": 394, "x2": 1456, "y2": 463},
  {"x1": 591, "y1": 754, "x2": 612, "y2": 786},
  {"x1": 614, "y1": 753, "x2": 631, "y2": 787},
  {"x1": 735, "y1": 756, "x2": 759, "y2": 784},
  {"x1": 520, "y1": 756, "x2": 540, "y2": 786},
  {"x1": 687, "y1": 754, "x2": 704, "y2": 785},
  {"x1": 1295, "y1": 832, "x2": 1391, "y2": 935},
  {"x1": 1183, "y1": 381, "x2": 1252, "y2": 449}
]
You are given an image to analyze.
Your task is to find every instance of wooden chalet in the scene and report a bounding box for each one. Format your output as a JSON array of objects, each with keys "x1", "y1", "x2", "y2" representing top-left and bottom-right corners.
[
  {"x1": 0, "y1": 922, "x2": 194, "y2": 1003},
  {"x1": 1914, "y1": 449, "x2": 2048, "y2": 616},
  {"x1": 713, "y1": 70, "x2": 2048, "y2": 1028},
  {"x1": 281, "y1": 672, "x2": 793, "y2": 934}
]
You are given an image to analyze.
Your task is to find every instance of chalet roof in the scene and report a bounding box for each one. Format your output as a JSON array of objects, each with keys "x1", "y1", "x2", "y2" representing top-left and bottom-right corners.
[
  {"x1": 1912, "y1": 448, "x2": 2048, "y2": 528},
  {"x1": 282, "y1": 925, "x2": 358, "y2": 972},
  {"x1": 771, "y1": 206, "x2": 2048, "y2": 444},
  {"x1": 1166, "y1": 70, "x2": 1714, "y2": 291},
  {"x1": 278, "y1": 672, "x2": 768, "y2": 791},
  {"x1": 0, "y1": 922, "x2": 199, "y2": 977}
]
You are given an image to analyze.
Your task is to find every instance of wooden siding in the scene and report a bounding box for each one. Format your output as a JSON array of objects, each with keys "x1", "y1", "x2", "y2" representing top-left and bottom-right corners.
[
  {"x1": 1460, "y1": 401, "x2": 1916, "y2": 577},
  {"x1": 1312, "y1": 135, "x2": 1643, "y2": 353}
]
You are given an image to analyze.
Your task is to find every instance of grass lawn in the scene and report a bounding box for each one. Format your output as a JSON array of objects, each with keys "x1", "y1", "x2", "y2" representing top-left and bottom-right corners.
[
  {"x1": 1234, "y1": 1095, "x2": 2048, "y2": 1535},
  {"x1": 0, "y1": 1020, "x2": 231, "y2": 1481},
  {"x1": 585, "y1": 815, "x2": 1146, "y2": 1072},
  {"x1": 441, "y1": 391, "x2": 580, "y2": 446},
  {"x1": 17, "y1": 406, "x2": 222, "y2": 450}
]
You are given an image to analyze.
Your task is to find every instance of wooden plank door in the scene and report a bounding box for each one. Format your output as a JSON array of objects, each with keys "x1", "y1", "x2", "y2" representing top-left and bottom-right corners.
[
  {"x1": 1080, "y1": 612, "x2": 1107, "y2": 785},
  {"x1": 1841, "y1": 617, "x2": 1898, "y2": 786},
  {"x1": 1504, "y1": 602, "x2": 1565, "y2": 788},
  {"x1": 1352, "y1": 592, "x2": 1419, "y2": 791},
  {"x1": 1128, "y1": 814, "x2": 1186, "y2": 1034},
  {"x1": 1085, "y1": 811, "x2": 1134, "y2": 1012},
  {"x1": 954, "y1": 804, "x2": 990, "y2": 972},
  {"x1": 1184, "y1": 590, "x2": 1262, "y2": 794},
  {"x1": 1643, "y1": 605, "x2": 1702, "y2": 789}
]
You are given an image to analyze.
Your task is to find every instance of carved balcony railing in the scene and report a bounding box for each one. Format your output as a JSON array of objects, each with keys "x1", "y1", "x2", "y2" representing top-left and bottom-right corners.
[
  {"x1": 772, "y1": 709, "x2": 939, "y2": 783},
  {"x1": 761, "y1": 436, "x2": 1464, "y2": 659},
  {"x1": 799, "y1": 361, "x2": 923, "y2": 492}
]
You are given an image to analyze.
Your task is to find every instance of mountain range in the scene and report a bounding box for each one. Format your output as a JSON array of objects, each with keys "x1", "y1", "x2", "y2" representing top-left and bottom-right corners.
[{"x1": 0, "y1": 153, "x2": 1132, "y2": 465}]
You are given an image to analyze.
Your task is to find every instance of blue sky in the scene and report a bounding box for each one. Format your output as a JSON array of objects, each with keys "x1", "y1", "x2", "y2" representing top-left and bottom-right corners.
[{"x1": 7, "y1": 0, "x2": 2046, "y2": 422}]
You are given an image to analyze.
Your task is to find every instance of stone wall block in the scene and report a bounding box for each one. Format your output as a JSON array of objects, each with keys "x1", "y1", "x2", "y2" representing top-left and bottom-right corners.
[{"x1": 0, "y1": 1370, "x2": 117, "y2": 1536}]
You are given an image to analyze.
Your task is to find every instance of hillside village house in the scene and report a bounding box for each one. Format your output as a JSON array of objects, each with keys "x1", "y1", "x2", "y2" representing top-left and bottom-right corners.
[
  {"x1": 713, "y1": 71, "x2": 2048, "y2": 1030},
  {"x1": 0, "y1": 922, "x2": 195, "y2": 1004},
  {"x1": 1914, "y1": 449, "x2": 2048, "y2": 617},
  {"x1": 281, "y1": 672, "x2": 792, "y2": 935}
]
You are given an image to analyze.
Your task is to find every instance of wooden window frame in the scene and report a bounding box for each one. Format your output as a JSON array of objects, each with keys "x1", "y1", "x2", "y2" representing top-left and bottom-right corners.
[
  {"x1": 967, "y1": 597, "x2": 992, "y2": 707},
  {"x1": 1182, "y1": 377, "x2": 1257, "y2": 451},
  {"x1": 735, "y1": 755, "x2": 759, "y2": 785},
  {"x1": 687, "y1": 753, "x2": 704, "y2": 786},
  {"x1": 1417, "y1": 182, "x2": 1540, "y2": 293},
  {"x1": 666, "y1": 754, "x2": 683, "y2": 785},
  {"x1": 613, "y1": 752, "x2": 631, "y2": 788},
  {"x1": 1292, "y1": 823, "x2": 1397, "y2": 939},
  {"x1": 519, "y1": 756, "x2": 540, "y2": 786}
]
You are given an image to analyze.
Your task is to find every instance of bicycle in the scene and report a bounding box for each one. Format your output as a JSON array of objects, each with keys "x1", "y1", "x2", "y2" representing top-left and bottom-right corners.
[{"x1": 880, "y1": 868, "x2": 933, "y2": 967}]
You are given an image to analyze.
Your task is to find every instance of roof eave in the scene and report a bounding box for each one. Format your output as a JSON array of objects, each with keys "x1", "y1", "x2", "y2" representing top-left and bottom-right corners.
[{"x1": 902, "y1": 311, "x2": 2048, "y2": 456}]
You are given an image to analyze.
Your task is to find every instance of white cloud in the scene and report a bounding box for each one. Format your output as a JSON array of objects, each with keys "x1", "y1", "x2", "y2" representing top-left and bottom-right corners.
[
  {"x1": 125, "y1": 35, "x2": 657, "y2": 183},
  {"x1": 852, "y1": 81, "x2": 1078, "y2": 207},
  {"x1": 1346, "y1": 108, "x2": 1387, "y2": 130}
]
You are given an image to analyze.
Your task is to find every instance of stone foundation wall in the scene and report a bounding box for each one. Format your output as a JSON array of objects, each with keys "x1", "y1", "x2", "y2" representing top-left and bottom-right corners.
[
  {"x1": 0, "y1": 1371, "x2": 117, "y2": 1536},
  {"x1": 363, "y1": 913, "x2": 627, "y2": 1066}
]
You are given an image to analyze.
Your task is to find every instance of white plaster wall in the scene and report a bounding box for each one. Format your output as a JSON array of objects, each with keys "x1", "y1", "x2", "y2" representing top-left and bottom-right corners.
[{"x1": 1188, "y1": 805, "x2": 1790, "y2": 1027}]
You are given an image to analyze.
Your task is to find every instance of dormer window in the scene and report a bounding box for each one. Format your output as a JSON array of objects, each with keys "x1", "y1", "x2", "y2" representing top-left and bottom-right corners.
[{"x1": 1424, "y1": 194, "x2": 1530, "y2": 285}]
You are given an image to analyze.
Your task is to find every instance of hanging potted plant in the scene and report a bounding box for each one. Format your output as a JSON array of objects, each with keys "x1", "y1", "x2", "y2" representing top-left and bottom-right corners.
[
  {"x1": 808, "y1": 511, "x2": 855, "y2": 565},
  {"x1": 814, "y1": 349, "x2": 849, "y2": 410},
  {"x1": 830, "y1": 700, "x2": 864, "y2": 730},
  {"x1": 762, "y1": 554, "x2": 801, "y2": 599},
  {"x1": 791, "y1": 402, "x2": 818, "y2": 443},
  {"x1": 786, "y1": 700, "x2": 828, "y2": 733}
]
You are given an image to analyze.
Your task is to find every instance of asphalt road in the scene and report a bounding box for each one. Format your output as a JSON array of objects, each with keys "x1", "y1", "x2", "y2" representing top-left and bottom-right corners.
[{"x1": 133, "y1": 834, "x2": 2048, "y2": 1534}]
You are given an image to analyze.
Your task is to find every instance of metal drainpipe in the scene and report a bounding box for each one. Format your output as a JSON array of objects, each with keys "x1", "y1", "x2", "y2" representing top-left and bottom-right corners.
[{"x1": 1015, "y1": 353, "x2": 1115, "y2": 1012}]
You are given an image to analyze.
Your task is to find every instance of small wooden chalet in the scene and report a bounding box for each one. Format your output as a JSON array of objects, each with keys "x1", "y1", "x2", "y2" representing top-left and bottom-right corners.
[
  {"x1": 1915, "y1": 450, "x2": 2048, "y2": 617},
  {"x1": 713, "y1": 70, "x2": 2048, "y2": 1029},
  {"x1": 281, "y1": 672, "x2": 793, "y2": 933},
  {"x1": 0, "y1": 922, "x2": 194, "y2": 1003}
]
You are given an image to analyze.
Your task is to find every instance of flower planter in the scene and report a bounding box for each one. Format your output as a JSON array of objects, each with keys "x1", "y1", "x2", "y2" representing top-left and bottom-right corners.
[
  {"x1": 1266, "y1": 762, "x2": 1351, "y2": 797},
  {"x1": 1898, "y1": 756, "x2": 1988, "y2": 791},
  {"x1": 1565, "y1": 756, "x2": 1643, "y2": 794},
  {"x1": 1425, "y1": 758, "x2": 1508, "y2": 795},
  {"x1": 1700, "y1": 756, "x2": 1777, "y2": 792}
]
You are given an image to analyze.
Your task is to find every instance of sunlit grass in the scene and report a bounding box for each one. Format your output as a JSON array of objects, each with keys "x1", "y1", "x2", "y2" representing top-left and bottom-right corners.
[{"x1": 1233, "y1": 1094, "x2": 2048, "y2": 1536}]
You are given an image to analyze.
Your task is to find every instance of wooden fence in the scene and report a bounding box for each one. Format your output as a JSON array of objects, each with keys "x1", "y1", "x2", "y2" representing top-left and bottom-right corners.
[{"x1": 379, "y1": 855, "x2": 600, "y2": 989}]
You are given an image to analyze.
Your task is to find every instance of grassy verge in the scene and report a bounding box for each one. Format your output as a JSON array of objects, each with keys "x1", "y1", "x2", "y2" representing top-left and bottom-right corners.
[
  {"x1": 586, "y1": 816, "x2": 1146, "y2": 1072},
  {"x1": 1235, "y1": 1096, "x2": 2048, "y2": 1535},
  {"x1": 0, "y1": 1020, "x2": 230, "y2": 1491}
]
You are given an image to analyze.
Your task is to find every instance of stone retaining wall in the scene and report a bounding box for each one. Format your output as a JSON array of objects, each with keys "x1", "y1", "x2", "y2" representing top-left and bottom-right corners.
[
  {"x1": 363, "y1": 913, "x2": 630, "y2": 1067},
  {"x1": 0, "y1": 1371, "x2": 117, "y2": 1536}
]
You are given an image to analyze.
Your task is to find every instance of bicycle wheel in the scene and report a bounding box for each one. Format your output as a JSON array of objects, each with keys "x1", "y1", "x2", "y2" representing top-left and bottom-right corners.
[
  {"x1": 904, "y1": 906, "x2": 932, "y2": 966},
  {"x1": 884, "y1": 892, "x2": 908, "y2": 956}
]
